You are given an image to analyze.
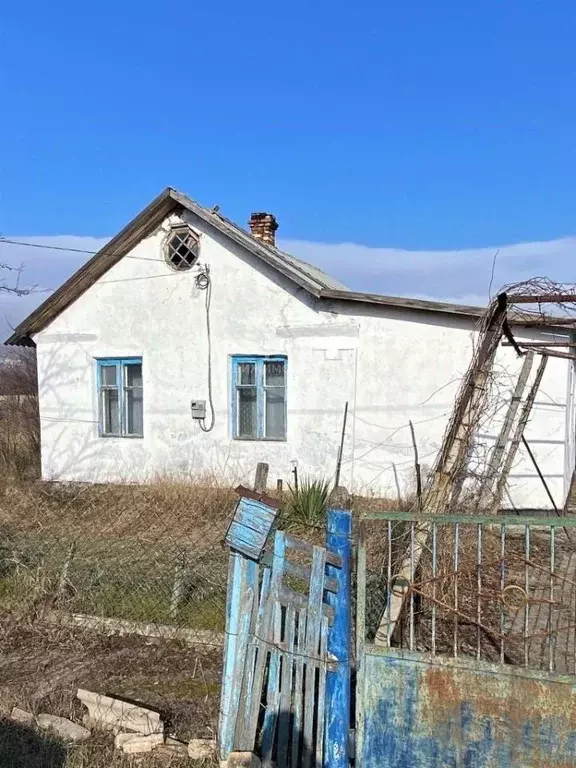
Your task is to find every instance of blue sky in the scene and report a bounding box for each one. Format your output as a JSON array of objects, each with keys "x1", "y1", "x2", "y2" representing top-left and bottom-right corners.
[{"x1": 0, "y1": 1, "x2": 575, "y2": 334}]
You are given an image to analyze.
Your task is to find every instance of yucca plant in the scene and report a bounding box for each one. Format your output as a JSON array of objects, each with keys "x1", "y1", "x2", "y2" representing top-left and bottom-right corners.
[{"x1": 282, "y1": 477, "x2": 331, "y2": 531}]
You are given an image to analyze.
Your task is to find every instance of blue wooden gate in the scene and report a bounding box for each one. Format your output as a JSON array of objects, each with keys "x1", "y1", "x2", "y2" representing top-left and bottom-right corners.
[
  {"x1": 219, "y1": 489, "x2": 351, "y2": 767},
  {"x1": 356, "y1": 511, "x2": 576, "y2": 767}
]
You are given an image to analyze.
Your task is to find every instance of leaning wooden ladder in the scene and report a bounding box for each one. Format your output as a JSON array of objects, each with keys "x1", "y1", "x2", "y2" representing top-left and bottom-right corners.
[{"x1": 374, "y1": 294, "x2": 509, "y2": 645}]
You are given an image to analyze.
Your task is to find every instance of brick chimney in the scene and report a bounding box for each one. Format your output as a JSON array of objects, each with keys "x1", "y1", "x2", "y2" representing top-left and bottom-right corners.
[{"x1": 248, "y1": 212, "x2": 278, "y2": 246}]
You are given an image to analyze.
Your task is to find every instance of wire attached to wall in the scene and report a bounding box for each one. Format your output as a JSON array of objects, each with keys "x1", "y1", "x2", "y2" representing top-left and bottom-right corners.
[{"x1": 195, "y1": 265, "x2": 216, "y2": 432}]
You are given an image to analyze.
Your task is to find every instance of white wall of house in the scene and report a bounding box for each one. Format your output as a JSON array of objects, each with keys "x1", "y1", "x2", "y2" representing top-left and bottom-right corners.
[{"x1": 34, "y1": 210, "x2": 574, "y2": 508}]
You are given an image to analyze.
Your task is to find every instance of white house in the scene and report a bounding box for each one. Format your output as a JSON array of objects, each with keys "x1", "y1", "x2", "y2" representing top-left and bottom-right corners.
[{"x1": 7, "y1": 188, "x2": 575, "y2": 509}]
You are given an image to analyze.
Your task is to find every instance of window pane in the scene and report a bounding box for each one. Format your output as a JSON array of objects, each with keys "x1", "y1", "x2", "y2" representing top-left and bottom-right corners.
[
  {"x1": 103, "y1": 389, "x2": 120, "y2": 434},
  {"x1": 101, "y1": 365, "x2": 117, "y2": 386},
  {"x1": 238, "y1": 363, "x2": 256, "y2": 386},
  {"x1": 265, "y1": 360, "x2": 285, "y2": 386},
  {"x1": 238, "y1": 387, "x2": 257, "y2": 437},
  {"x1": 126, "y1": 363, "x2": 143, "y2": 388},
  {"x1": 126, "y1": 389, "x2": 143, "y2": 435},
  {"x1": 265, "y1": 390, "x2": 286, "y2": 439}
]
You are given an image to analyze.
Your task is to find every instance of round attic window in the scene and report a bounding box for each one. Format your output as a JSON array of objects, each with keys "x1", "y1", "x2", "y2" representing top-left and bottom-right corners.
[{"x1": 164, "y1": 226, "x2": 200, "y2": 271}]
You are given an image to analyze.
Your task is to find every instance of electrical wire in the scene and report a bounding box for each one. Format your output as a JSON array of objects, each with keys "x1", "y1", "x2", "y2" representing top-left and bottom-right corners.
[
  {"x1": 0, "y1": 237, "x2": 98, "y2": 254},
  {"x1": 0, "y1": 236, "x2": 167, "y2": 264},
  {"x1": 195, "y1": 265, "x2": 215, "y2": 432},
  {"x1": 1, "y1": 236, "x2": 220, "y2": 431}
]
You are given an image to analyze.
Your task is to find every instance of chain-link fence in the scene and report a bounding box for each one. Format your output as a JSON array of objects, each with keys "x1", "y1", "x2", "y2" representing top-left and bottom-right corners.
[{"x1": 0, "y1": 479, "x2": 234, "y2": 761}]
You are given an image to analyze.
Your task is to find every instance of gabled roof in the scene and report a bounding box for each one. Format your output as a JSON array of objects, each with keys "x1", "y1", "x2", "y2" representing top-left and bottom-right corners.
[
  {"x1": 6, "y1": 188, "x2": 349, "y2": 345},
  {"x1": 5, "y1": 187, "x2": 569, "y2": 346}
]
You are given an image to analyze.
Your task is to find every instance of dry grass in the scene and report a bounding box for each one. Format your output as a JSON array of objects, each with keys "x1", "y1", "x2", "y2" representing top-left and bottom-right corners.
[
  {"x1": 0, "y1": 477, "x2": 234, "y2": 767},
  {"x1": 0, "y1": 478, "x2": 235, "y2": 541},
  {"x1": 0, "y1": 349, "x2": 40, "y2": 485},
  {"x1": 0, "y1": 479, "x2": 235, "y2": 633}
]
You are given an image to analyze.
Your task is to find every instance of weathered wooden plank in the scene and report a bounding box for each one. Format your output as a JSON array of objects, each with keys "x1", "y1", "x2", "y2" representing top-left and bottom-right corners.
[
  {"x1": 219, "y1": 554, "x2": 242, "y2": 759},
  {"x1": 261, "y1": 601, "x2": 283, "y2": 765},
  {"x1": 243, "y1": 533, "x2": 286, "y2": 752},
  {"x1": 284, "y1": 559, "x2": 339, "y2": 594},
  {"x1": 278, "y1": 586, "x2": 334, "y2": 623},
  {"x1": 254, "y1": 462, "x2": 269, "y2": 493},
  {"x1": 235, "y1": 566, "x2": 272, "y2": 750},
  {"x1": 277, "y1": 605, "x2": 296, "y2": 768},
  {"x1": 225, "y1": 494, "x2": 279, "y2": 562},
  {"x1": 492, "y1": 354, "x2": 549, "y2": 513},
  {"x1": 285, "y1": 534, "x2": 342, "y2": 568},
  {"x1": 476, "y1": 351, "x2": 534, "y2": 509},
  {"x1": 302, "y1": 546, "x2": 327, "y2": 768},
  {"x1": 234, "y1": 485, "x2": 280, "y2": 508},
  {"x1": 502, "y1": 340, "x2": 576, "y2": 347},
  {"x1": 316, "y1": 614, "x2": 329, "y2": 767},
  {"x1": 355, "y1": 521, "x2": 367, "y2": 767},
  {"x1": 219, "y1": 553, "x2": 259, "y2": 760},
  {"x1": 292, "y1": 610, "x2": 306, "y2": 768},
  {"x1": 325, "y1": 508, "x2": 352, "y2": 768},
  {"x1": 226, "y1": 521, "x2": 266, "y2": 560},
  {"x1": 261, "y1": 554, "x2": 338, "y2": 594},
  {"x1": 233, "y1": 502, "x2": 277, "y2": 536}
]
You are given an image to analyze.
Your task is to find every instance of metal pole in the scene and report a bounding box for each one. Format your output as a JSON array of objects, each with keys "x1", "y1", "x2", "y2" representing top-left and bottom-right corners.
[
  {"x1": 409, "y1": 420, "x2": 422, "y2": 510},
  {"x1": 521, "y1": 436, "x2": 558, "y2": 514},
  {"x1": 334, "y1": 402, "x2": 349, "y2": 490}
]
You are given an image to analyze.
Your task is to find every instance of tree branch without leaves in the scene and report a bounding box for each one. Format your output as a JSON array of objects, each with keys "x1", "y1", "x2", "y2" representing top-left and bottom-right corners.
[{"x1": 0, "y1": 260, "x2": 38, "y2": 296}]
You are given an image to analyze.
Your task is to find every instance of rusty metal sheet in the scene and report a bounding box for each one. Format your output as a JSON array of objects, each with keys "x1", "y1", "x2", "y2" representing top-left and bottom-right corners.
[{"x1": 361, "y1": 650, "x2": 576, "y2": 767}]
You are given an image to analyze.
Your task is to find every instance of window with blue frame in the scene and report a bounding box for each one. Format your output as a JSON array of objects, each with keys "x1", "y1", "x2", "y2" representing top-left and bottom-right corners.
[
  {"x1": 97, "y1": 358, "x2": 143, "y2": 437},
  {"x1": 232, "y1": 356, "x2": 287, "y2": 440}
]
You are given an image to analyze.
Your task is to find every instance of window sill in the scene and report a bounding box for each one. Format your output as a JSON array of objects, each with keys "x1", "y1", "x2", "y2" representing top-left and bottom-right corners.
[
  {"x1": 233, "y1": 437, "x2": 287, "y2": 443},
  {"x1": 99, "y1": 434, "x2": 144, "y2": 439}
]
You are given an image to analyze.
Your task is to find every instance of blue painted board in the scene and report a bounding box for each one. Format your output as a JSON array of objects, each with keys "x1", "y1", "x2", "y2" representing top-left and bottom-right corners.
[
  {"x1": 260, "y1": 532, "x2": 287, "y2": 762},
  {"x1": 324, "y1": 508, "x2": 352, "y2": 768},
  {"x1": 218, "y1": 553, "x2": 258, "y2": 760},
  {"x1": 225, "y1": 495, "x2": 278, "y2": 561}
]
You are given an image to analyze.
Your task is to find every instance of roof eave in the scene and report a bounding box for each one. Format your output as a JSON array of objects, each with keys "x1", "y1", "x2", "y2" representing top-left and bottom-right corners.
[
  {"x1": 318, "y1": 289, "x2": 576, "y2": 331},
  {"x1": 5, "y1": 187, "x2": 328, "y2": 347},
  {"x1": 5, "y1": 188, "x2": 181, "y2": 345},
  {"x1": 319, "y1": 289, "x2": 484, "y2": 319}
]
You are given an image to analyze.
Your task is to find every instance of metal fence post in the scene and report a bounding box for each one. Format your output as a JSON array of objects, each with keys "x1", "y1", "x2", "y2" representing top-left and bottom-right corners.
[{"x1": 324, "y1": 506, "x2": 352, "y2": 768}]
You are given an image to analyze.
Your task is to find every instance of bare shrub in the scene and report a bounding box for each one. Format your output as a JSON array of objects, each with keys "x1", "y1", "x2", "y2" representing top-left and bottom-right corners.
[{"x1": 0, "y1": 348, "x2": 39, "y2": 482}]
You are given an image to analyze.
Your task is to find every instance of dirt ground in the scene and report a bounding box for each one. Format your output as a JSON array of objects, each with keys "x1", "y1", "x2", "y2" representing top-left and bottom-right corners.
[{"x1": 0, "y1": 618, "x2": 222, "y2": 766}]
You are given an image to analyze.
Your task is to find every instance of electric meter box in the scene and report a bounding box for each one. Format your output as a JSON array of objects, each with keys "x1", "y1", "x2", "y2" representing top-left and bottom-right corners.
[{"x1": 191, "y1": 400, "x2": 207, "y2": 420}]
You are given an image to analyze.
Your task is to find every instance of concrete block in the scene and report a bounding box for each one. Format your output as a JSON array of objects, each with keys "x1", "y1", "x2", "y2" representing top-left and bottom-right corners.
[
  {"x1": 157, "y1": 737, "x2": 188, "y2": 756},
  {"x1": 11, "y1": 707, "x2": 35, "y2": 726},
  {"x1": 188, "y1": 738, "x2": 217, "y2": 759},
  {"x1": 36, "y1": 714, "x2": 91, "y2": 743},
  {"x1": 114, "y1": 732, "x2": 138, "y2": 749},
  {"x1": 226, "y1": 752, "x2": 261, "y2": 768},
  {"x1": 77, "y1": 688, "x2": 163, "y2": 735},
  {"x1": 116, "y1": 732, "x2": 164, "y2": 754}
]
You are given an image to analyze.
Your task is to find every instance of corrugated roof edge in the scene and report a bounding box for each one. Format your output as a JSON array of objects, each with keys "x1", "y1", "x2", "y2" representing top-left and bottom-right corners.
[{"x1": 5, "y1": 187, "x2": 574, "y2": 345}]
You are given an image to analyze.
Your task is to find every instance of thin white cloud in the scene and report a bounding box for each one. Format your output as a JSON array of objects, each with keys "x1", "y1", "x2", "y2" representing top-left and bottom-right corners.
[
  {"x1": 281, "y1": 236, "x2": 576, "y2": 305},
  {"x1": 1, "y1": 232, "x2": 575, "y2": 341}
]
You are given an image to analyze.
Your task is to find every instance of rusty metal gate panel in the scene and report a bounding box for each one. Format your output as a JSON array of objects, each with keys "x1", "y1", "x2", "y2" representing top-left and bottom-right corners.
[{"x1": 356, "y1": 512, "x2": 576, "y2": 767}]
